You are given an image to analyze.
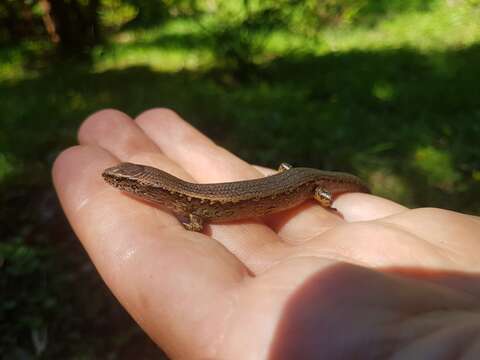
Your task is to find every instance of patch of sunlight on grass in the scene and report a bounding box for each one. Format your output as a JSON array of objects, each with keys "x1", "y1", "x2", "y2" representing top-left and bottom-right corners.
[
  {"x1": 97, "y1": 1, "x2": 480, "y2": 74},
  {"x1": 100, "y1": 0, "x2": 138, "y2": 29},
  {"x1": 95, "y1": 18, "x2": 213, "y2": 72},
  {"x1": 372, "y1": 81, "x2": 395, "y2": 101},
  {"x1": 413, "y1": 146, "x2": 461, "y2": 190},
  {"x1": 111, "y1": 31, "x2": 136, "y2": 44},
  {"x1": 0, "y1": 62, "x2": 26, "y2": 81},
  {"x1": 0, "y1": 49, "x2": 30, "y2": 81},
  {"x1": 368, "y1": 169, "x2": 412, "y2": 204},
  {"x1": 472, "y1": 170, "x2": 480, "y2": 182},
  {"x1": 263, "y1": 30, "x2": 323, "y2": 56},
  {"x1": 159, "y1": 17, "x2": 205, "y2": 35},
  {"x1": 93, "y1": 46, "x2": 213, "y2": 72},
  {"x1": 0, "y1": 41, "x2": 50, "y2": 81},
  {"x1": 121, "y1": 18, "x2": 205, "y2": 45},
  {"x1": 68, "y1": 91, "x2": 89, "y2": 111},
  {"x1": 321, "y1": 2, "x2": 480, "y2": 52}
]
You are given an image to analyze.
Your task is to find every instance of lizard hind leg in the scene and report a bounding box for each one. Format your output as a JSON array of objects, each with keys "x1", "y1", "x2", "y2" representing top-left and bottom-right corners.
[
  {"x1": 180, "y1": 213, "x2": 204, "y2": 232},
  {"x1": 314, "y1": 187, "x2": 333, "y2": 208}
]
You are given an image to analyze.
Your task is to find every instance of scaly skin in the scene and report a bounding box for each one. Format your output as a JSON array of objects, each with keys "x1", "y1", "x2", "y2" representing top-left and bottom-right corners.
[{"x1": 102, "y1": 162, "x2": 369, "y2": 231}]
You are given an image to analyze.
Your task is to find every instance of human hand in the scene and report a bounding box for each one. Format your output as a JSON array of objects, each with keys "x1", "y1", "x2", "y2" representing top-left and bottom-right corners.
[{"x1": 53, "y1": 109, "x2": 480, "y2": 359}]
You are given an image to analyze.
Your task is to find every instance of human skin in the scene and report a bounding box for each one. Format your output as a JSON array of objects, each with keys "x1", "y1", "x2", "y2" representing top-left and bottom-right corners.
[{"x1": 53, "y1": 108, "x2": 480, "y2": 360}]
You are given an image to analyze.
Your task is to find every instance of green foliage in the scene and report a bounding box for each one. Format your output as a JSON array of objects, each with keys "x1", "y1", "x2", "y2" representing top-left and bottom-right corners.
[
  {"x1": 413, "y1": 146, "x2": 461, "y2": 190},
  {"x1": 0, "y1": 192, "x2": 163, "y2": 358},
  {"x1": 122, "y1": 0, "x2": 172, "y2": 27},
  {"x1": 314, "y1": 0, "x2": 439, "y2": 26},
  {"x1": 207, "y1": 2, "x2": 287, "y2": 79},
  {"x1": 0, "y1": 0, "x2": 45, "y2": 42},
  {"x1": 100, "y1": 0, "x2": 139, "y2": 30},
  {"x1": 0, "y1": 153, "x2": 14, "y2": 182},
  {"x1": 0, "y1": 239, "x2": 52, "y2": 358}
]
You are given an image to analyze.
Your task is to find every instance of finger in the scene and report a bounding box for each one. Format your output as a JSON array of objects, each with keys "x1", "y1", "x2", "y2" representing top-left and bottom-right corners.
[
  {"x1": 256, "y1": 166, "x2": 408, "y2": 225},
  {"x1": 78, "y1": 109, "x2": 160, "y2": 158},
  {"x1": 334, "y1": 193, "x2": 408, "y2": 221},
  {"x1": 381, "y1": 208, "x2": 480, "y2": 270},
  {"x1": 78, "y1": 109, "x2": 282, "y2": 273},
  {"x1": 52, "y1": 145, "x2": 249, "y2": 359},
  {"x1": 136, "y1": 109, "x2": 258, "y2": 183},
  {"x1": 135, "y1": 109, "x2": 284, "y2": 266},
  {"x1": 257, "y1": 166, "x2": 408, "y2": 225},
  {"x1": 78, "y1": 108, "x2": 197, "y2": 190},
  {"x1": 285, "y1": 207, "x2": 480, "y2": 272}
]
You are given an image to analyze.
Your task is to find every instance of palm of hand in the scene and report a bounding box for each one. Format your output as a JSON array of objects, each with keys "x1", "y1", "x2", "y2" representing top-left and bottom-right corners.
[{"x1": 54, "y1": 109, "x2": 480, "y2": 359}]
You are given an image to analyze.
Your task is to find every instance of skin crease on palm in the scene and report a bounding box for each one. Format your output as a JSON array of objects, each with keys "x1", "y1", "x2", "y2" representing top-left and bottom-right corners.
[{"x1": 52, "y1": 108, "x2": 480, "y2": 360}]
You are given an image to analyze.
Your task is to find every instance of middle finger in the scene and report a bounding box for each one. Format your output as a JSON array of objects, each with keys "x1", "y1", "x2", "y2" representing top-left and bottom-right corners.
[{"x1": 79, "y1": 109, "x2": 281, "y2": 273}]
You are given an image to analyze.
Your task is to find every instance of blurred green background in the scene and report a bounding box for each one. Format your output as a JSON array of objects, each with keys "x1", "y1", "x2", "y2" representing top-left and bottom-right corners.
[{"x1": 1, "y1": 0, "x2": 480, "y2": 358}]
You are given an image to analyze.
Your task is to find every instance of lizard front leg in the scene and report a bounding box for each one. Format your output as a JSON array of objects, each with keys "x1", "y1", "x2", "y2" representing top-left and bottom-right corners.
[{"x1": 180, "y1": 213, "x2": 204, "y2": 232}]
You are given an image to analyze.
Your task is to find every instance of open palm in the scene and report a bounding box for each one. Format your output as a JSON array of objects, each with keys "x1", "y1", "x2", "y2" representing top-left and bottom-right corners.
[{"x1": 53, "y1": 109, "x2": 480, "y2": 359}]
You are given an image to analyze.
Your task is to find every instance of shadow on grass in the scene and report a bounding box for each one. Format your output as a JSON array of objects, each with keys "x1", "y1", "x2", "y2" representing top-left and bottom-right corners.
[
  {"x1": 6, "y1": 42, "x2": 474, "y2": 209},
  {"x1": 2, "y1": 41, "x2": 480, "y2": 357}
]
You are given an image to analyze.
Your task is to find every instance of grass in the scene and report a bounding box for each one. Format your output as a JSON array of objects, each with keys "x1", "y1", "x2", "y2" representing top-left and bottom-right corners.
[
  {"x1": 321, "y1": 2, "x2": 480, "y2": 51},
  {"x1": 1, "y1": 0, "x2": 480, "y2": 357}
]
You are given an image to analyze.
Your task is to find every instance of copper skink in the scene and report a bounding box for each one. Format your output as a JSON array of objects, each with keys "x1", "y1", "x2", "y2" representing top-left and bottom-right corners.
[{"x1": 102, "y1": 162, "x2": 370, "y2": 232}]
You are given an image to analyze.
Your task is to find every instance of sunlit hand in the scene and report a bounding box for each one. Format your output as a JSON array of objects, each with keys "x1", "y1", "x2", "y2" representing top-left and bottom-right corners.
[{"x1": 53, "y1": 109, "x2": 480, "y2": 360}]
